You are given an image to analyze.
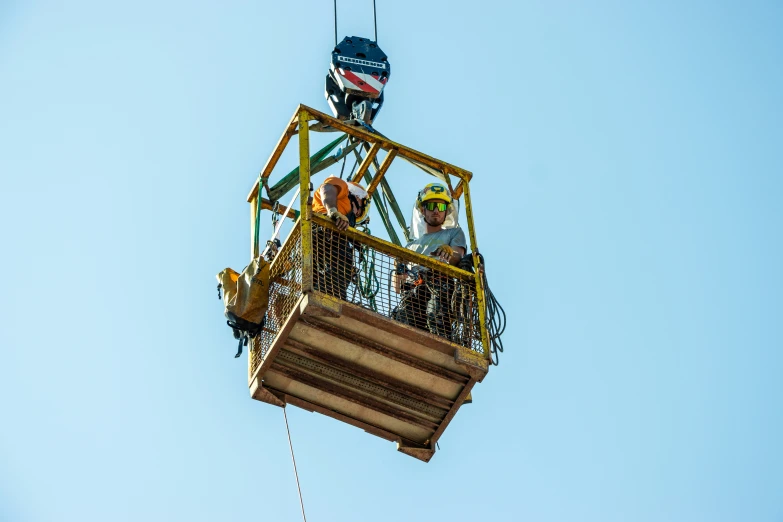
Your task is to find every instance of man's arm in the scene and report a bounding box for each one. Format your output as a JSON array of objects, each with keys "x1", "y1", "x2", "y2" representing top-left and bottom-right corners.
[
  {"x1": 320, "y1": 183, "x2": 349, "y2": 231},
  {"x1": 443, "y1": 227, "x2": 468, "y2": 266},
  {"x1": 450, "y1": 246, "x2": 466, "y2": 266},
  {"x1": 432, "y1": 245, "x2": 465, "y2": 266}
]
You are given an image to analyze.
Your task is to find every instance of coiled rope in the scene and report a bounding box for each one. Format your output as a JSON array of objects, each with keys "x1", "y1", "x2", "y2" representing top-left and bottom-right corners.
[
  {"x1": 480, "y1": 262, "x2": 506, "y2": 365},
  {"x1": 459, "y1": 253, "x2": 507, "y2": 365},
  {"x1": 356, "y1": 225, "x2": 380, "y2": 311}
]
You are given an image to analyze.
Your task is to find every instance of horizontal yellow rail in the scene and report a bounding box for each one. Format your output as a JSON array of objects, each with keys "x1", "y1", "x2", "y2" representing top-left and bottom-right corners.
[
  {"x1": 304, "y1": 105, "x2": 473, "y2": 182},
  {"x1": 247, "y1": 104, "x2": 473, "y2": 203},
  {"x1": 310, "y1": 213, "x2": 474, "y2": 281}
]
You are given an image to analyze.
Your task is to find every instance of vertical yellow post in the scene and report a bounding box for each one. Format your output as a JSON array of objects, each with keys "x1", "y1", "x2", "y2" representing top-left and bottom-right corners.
[
  {"x1": 298, "y1": 108, "x2": 313, "y2": 293},
  {"x1": 248, "y1": 193, "x2": 257, "y2": 382},
  {"x1": 250, "y1": 194, "x2": 258, "y2": 259},
  {"x1": 461, "y1": 180, "x2": 491, "y2": 360}
]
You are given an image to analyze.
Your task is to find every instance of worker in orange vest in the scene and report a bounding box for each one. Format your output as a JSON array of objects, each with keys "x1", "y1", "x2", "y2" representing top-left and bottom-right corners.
[{"x1": 311, "y1": 176, "x2": 371, "y2": 299}]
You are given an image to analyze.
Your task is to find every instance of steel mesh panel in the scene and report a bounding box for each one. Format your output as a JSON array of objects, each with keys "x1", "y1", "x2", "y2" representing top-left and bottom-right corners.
[
  {"x1": 249, "y1": 226, "x2": 303, "y2": 377},
  {"x1": 311, "y1": 224, "x2": 484, "y2": 354},
  {"x1": 250, "y1": 220, "x2": 484, "y2": 380}
]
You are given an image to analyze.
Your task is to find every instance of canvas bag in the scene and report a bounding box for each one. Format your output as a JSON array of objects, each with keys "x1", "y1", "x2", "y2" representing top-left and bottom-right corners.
[{"x1": 216, "y1": 256, "x2": 270, "y2": 358}]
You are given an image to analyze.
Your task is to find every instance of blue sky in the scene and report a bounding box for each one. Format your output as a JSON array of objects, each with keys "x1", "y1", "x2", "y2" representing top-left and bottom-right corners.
[{"x1": 1, "y1": 1, "x2": 781, "y2": 521}]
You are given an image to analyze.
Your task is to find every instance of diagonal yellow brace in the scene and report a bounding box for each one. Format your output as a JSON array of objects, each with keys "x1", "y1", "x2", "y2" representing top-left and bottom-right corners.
[
  {"x1": 352, "y1": 142, "x2": 381, "y2": 183},
  {"x1": 366, "y1": 149, "x2": 397, "y2": 198},
  {"x1": 247, "y1": 106, "x2": 300, "y2": 202}
]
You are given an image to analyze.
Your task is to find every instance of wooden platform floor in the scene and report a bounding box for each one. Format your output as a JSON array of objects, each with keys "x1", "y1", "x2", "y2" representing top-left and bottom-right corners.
[{"x1": 249, "y1": 291, "x2": 488, "y2": 462}]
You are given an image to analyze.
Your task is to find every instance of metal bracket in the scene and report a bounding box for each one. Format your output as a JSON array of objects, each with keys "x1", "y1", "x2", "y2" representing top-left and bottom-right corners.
[
  {"x1": 396, "y1": 439, "x2": 435, "y2": 463},
  {"x1": 454, "y1": 347, "x2": 489, "y2": 382},
  {"x1": 300, "y1": 292, "x2": 343, "y2": 318},
  {"x1": 249, "y1": 376, "x2": 286, "y2": 408}
]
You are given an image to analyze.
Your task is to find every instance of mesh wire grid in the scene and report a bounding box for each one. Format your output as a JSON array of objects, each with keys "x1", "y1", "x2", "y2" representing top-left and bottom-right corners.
[
  {"x1": 249, "y1": 225, "x2": 303, "y2": 377},
  {"x1": 250, "y1": 219, "x2": 484, "y2": 378}
]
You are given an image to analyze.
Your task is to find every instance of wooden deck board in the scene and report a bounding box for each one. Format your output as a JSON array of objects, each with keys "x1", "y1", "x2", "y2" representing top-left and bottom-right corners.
[{"x1": 250, "y1": 291, "x2": 483, "y2": 460}]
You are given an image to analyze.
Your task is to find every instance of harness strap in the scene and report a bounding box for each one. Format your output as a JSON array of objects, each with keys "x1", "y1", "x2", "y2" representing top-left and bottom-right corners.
[{"x1": 235, "y1": 337, "x2": 245, "y2": 358}]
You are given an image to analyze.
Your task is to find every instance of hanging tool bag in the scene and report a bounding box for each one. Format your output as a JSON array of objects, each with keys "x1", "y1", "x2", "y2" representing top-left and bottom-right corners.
[{"x1": 216, "y1": 257, "x2": 270, "y2": 358}]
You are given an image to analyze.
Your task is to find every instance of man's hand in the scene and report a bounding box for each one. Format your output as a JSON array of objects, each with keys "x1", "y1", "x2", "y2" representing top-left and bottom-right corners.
[
  {"x1": 431, "y1": 244, "x2": 455, "y2": 264},
  {"x1": 327, "y1": 206, "x2": 350, "y2": 231}
]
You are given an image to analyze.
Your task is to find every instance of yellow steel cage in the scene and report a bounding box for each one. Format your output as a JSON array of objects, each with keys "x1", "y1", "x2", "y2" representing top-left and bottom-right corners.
[{"x1": 246, "y1": 105, "x2": 489, "y2": 462}]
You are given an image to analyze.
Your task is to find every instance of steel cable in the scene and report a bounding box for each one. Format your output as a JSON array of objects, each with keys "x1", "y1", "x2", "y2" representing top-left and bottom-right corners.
[
  {"x1": 373, "y1": 0, "x2": 378, "y2": 42},
  {"x1": 283, "y1": 408, "x2": 307, "y2": 522}
]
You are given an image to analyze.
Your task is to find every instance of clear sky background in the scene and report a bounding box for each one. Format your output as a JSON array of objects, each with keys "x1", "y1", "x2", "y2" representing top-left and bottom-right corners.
[{"x1": 1, "y1": 1, "x2": 781, "y2": 521}]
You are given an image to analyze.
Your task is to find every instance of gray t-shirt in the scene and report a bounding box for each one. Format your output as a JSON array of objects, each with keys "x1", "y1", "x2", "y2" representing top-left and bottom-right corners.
[{"x1": 405, "y1": 227, "x2": 467, "y2": 257}]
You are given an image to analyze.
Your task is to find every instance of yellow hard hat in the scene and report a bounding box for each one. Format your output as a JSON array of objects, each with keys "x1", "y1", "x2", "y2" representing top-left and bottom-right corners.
[{"x1": 417, "y1": 183, "x2": 452, "y2": 205}]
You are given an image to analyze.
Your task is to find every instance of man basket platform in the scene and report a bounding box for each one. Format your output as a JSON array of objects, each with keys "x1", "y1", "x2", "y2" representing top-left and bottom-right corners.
[{"x1": 243, "y1": 105, "x2": 491, "y2": 463}]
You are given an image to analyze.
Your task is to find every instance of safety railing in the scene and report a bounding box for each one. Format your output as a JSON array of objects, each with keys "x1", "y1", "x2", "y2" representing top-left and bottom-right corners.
[
  {"x1": 248, "y1": 105, "x2": 491, "y2": 379},
  {"x1": 249, "y1": 224, "x2": 303, "y2": 377},
  {"x1": 249, "y1": 214, "x2": 485, "y2": 378}
]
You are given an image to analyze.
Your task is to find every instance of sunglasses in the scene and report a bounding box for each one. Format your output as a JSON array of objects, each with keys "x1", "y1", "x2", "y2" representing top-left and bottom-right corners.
[{"x1": 423, "y1": 201, "x2": 449, "y2": 212}]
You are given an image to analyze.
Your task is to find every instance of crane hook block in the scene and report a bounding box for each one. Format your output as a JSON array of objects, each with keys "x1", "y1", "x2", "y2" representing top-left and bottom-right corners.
[{"x1": 325, "y1": 36, "x2": 390, "y2": 124}]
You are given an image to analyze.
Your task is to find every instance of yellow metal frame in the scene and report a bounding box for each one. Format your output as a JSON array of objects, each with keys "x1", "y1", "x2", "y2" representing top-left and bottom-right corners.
[{"x1": 248, "y1": 104, "x2": 490, "y2": 361}]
